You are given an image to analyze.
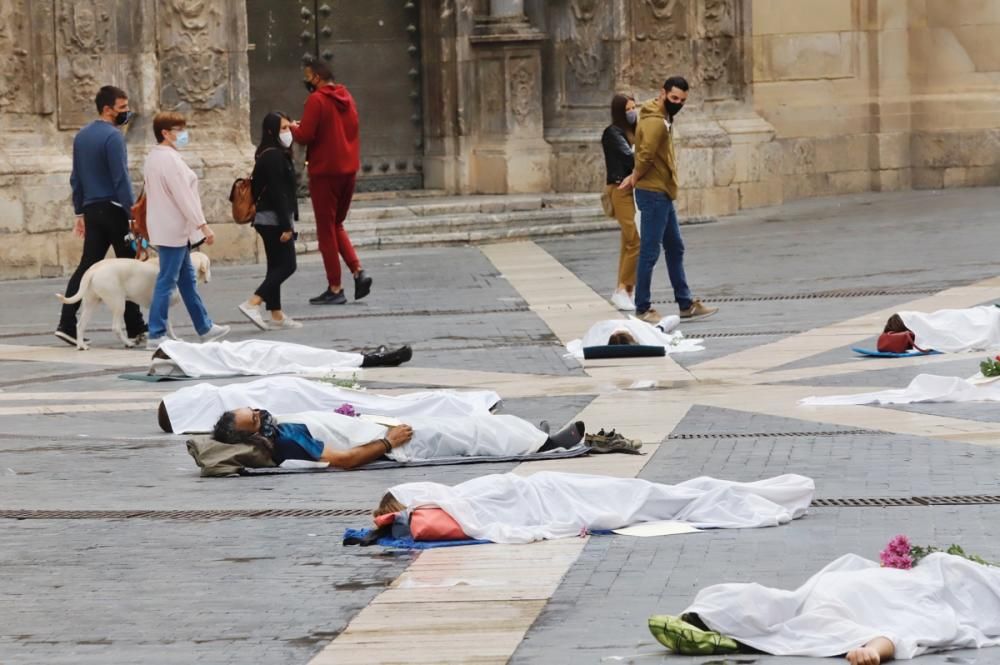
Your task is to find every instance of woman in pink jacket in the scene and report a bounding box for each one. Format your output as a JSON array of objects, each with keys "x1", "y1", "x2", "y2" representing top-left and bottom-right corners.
[{"x1": 143, "y1": 112, "x2": 230, "y2": 349}]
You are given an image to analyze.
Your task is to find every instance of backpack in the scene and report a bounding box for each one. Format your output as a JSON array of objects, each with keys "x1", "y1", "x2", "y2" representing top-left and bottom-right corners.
[
  {"x1": 877, "y1": 331, "x2": 922, "y2": 354},
  {"x1": 129, "y1": 188, "x2": 151, "y2": 261},
  {"x1": 228, "y1": 177, "x2": 257, "y2": 225},
  {"x1": 185, "y1": 435, "x2": 276, "y2": 477}
]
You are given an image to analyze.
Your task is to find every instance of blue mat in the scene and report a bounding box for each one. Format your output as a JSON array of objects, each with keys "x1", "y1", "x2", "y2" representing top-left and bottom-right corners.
[
  {"x1": 343, "y1": 527, "x2": 490, "y2": 550},
  {"x1": 851, "y1": 347, "x2": 940, "y2": 358}
]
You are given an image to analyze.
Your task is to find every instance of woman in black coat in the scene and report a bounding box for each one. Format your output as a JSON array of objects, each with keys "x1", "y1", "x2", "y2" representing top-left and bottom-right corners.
[
  {"x1": 239, "y1": 111, "x2": 302, "y2": 330},
  {"x1": 601, "y1": 94, "x2": 639, "y2": 312}
]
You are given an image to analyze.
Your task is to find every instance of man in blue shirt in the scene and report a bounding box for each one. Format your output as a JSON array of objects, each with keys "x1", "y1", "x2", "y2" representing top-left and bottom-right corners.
[{"x1": 56, "y1": 85, "x2": 147, "y2": 347}]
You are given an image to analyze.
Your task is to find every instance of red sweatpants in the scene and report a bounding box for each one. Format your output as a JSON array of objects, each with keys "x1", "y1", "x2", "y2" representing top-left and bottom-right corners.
[{"x1": 308, "y1": 173, "x2": 361, "y2": 288}]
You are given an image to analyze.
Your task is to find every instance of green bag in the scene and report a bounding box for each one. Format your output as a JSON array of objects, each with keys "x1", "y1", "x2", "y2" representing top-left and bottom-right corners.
[{"x1": 185, "y1": 435, "x2": 277, "y2": 477}]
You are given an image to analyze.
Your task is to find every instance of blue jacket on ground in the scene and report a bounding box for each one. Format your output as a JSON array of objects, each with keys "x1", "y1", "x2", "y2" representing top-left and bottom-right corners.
[{"x1": 70, "y1": 120, "x2": 134, "y2": 215}]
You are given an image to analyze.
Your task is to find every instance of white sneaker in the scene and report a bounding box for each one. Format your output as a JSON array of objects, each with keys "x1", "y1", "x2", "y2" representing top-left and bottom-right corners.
[
  {"x1": 238, "y1": 301, "x2": 269, "y2": 331},
  {"x1": 611, "y1": 289, "x2": 636, "y2": 312},
  {"x1": 147, "y1": 336, "x2": 165, "y2": 351},
  {"x1": 200, "y1": 324, "x2": 231, "y2": 343},
  {"x1": 270, "y1": 316, "x2": 303, "y2": 329}
]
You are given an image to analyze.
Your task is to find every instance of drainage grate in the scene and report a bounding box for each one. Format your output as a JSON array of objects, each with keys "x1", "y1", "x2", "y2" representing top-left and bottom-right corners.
[
  {"x1": 813, "y1": 495, "x2": 1000, "y2": 508},
  {"x1": 654, "y1": 287, "x2": 935, "y2": 305},
  {"x1": 697, "y1": 330, "x2": 805, "y2": 338},
  {"x1": 668, "y1": 430, "x2": 882, "y2": 440},
  {"x1": 0, "y1": 508, "x2": 373, "y2": 520}
]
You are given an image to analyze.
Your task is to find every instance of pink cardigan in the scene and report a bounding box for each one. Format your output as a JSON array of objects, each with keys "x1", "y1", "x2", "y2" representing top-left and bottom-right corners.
[{"x1": 143, "y1": 145, "x2": 207, "y2": 247}]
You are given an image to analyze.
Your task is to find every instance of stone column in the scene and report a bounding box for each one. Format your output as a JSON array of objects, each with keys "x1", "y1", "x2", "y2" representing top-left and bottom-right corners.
[{"x1": 467, "y1": 9, "x2": 552, "y2": 194}]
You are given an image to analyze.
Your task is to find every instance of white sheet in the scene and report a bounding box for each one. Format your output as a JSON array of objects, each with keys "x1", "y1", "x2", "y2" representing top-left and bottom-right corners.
[
  {"x1": 686, "y1": 552, "x2": 1000, "y2": 659},
  {"x1": 389, "y1": 472, "x2": 813, "y2": 544},
  {"x1": 163, "y1": 376, "x2": 501, "y2": 433},
  {"x1": 566, "y1": 317, "x2": 704, "y2": 359},
  {"x1": 801, "y1": 373, "x2": 1000, "y2": 407},
  {"x1": 900, "y1": 306, "x2": 1000, "y2": 353},
  {"x1": 158, "y1": 339, "x2": 364, "y2": 378},
  {"x1": 281, "y1": 411, "x2": 547, "y2": 463}
]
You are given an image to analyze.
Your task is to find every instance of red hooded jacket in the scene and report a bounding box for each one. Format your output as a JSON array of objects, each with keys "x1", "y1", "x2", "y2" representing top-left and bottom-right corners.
[{"x1": 291, "y1": 84, "x2": 360, "y2": 176}]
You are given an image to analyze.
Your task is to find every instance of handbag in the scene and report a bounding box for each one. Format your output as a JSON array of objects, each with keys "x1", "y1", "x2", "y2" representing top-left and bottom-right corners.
[
  {"x1": 877, "y1": 331, "x2": 924, "y2": 354},
  {"x1": 128, "y1": 187, "x2": 151, "y2": 261},
  {"x1": 600, "y1": 186, "x2": 615, "y2": 218},
  {"x1": 229, "y1": 147, "x2": 276, "y2": 224}
]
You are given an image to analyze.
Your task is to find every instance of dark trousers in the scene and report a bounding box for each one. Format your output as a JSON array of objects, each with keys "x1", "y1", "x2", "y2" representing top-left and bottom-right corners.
[
  {"x1": 254, "y1": 225, "x2": 298, "y2": 311},
  {"x1": 59, "y1": 202, "x2": 146, "y2": 336}
]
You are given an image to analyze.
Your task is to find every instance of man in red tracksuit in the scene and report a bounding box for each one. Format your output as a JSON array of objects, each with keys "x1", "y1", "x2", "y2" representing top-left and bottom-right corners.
[{"x1": 291, "y1": 61, "x2": 373, "y2": 305}]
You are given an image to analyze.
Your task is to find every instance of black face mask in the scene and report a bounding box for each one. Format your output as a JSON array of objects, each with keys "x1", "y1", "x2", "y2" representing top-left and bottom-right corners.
[
  {"x1": 258, "y1": 409, "x2": 278, "y2": 440},
  {"x1": 665, "y1": 101, "x2": 684, "y2": 118},
  {"x1": 114, "y1": 110, "x2": 132, "y2": 126},
  {"x1": 304, "y1": 80, "x2": 317, "y2": 93}
]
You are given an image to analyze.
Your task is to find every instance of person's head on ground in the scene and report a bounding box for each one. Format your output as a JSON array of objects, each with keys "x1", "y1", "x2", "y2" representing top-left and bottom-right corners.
[
  {"x1": 153, "y1": 111, "x2": 189, "y2": 149},
  {"x1": 374, "y1": 492, "x2": 405, "y2": 518},
  {"x1": 608, "y1": 330, "x2": 638, "y2": 346},
  {"x1": 884, "y1": 313, "x2": 910, "y2": 333},
  {"x1": 303, "y1": 61, "x2": 334, "y2": 93},
  {"x1": 257, "y1": 111, "x2": 292, "y2": 157},
  {"x1": 157, "y1": 401, "x2": 173, "y2": 433},
  {"x1": 213, "y1": 408, "x2": 276, "y2": 450},
  {"x1": 610, "y1": 93, "x2": 637, "y2": 137},
  {"x1": 658, "y1": 76, "x2": 689, "y2": 119},
  {"x1": 95, "y1": 85, "x2": 131, "y2": 126}
]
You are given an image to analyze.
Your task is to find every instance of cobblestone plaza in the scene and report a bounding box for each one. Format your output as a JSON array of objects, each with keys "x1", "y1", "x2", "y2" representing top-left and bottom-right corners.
[{"x1": 2, "y1": 188, "x2": 1000, "y2": 663}]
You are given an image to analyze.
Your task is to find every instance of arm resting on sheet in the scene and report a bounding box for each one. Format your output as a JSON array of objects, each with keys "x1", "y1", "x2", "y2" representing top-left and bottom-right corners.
[
  {"x1": 320, "y1": 424, "x2": 413, "y2": 469},
  {"x1": 846, "y1": 637, "x2": 895, "y2": 665}
]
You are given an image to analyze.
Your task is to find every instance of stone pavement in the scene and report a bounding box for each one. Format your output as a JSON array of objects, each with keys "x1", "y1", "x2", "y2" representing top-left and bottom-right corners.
[{"x1": 2, "y1": 188, "x2": 1000, "y2": 664}]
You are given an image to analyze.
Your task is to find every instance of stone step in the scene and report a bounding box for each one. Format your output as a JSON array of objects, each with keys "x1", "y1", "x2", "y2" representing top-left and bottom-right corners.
[{"x1": 294, "y1": 218, "x2": 620, "y2": 252}]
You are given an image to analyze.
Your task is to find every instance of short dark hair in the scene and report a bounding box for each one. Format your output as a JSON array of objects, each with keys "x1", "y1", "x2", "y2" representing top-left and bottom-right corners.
[
  {"x1": 95, "y1": 85, "x2": 127, "y2": 114},
  {"x1": 305, "y1": 61, "x2": 334, "y2": 82},
  {"x1": 662, "y1": 76, "x2": 690, "y2": 94},
  {"x1": 153, "y1": 111, "x2": 186, "y2": 144}
]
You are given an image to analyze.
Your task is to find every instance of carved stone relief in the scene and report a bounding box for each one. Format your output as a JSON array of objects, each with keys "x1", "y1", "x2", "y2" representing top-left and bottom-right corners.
[
  {"x1": 509, "y1": 57, "x2": 536, "y2": 127},
  {"x1": 563, "y1": 0, "x2": 607, "y2": 92},
  {"x1": 158, "y1": 0, "x2": 228, "y2": 112},
  {"x1": 0, "y1": 2, "x2": 31, "y2": 112},
  {"x1": 57, "y1": 0, "x2": 111, "y2": 54},
  {"x1": 55, "y1": 0, "x2": 116, "y2": 128}
]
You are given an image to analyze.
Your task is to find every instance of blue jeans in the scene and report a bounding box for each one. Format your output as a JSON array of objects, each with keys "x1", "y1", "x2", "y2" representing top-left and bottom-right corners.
[
  {"x1": 633, "y1": 188, "x2": 692, "y2": 313},
  {"x1": 149, "y1": 245, "x2": 213, "y2": 339}
]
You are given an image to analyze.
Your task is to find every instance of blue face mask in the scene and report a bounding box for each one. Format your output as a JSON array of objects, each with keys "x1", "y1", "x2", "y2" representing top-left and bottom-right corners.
[
  {"x1": 625, "y1": 109, "x2": 637, "y2": 124},
  {"x1": 174, "y1": 130, "x2": 190, "y2": 148}
]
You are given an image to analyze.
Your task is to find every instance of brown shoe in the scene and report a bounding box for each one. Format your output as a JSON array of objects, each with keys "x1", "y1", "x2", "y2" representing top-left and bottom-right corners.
[
  {"x1": 680, "y1": 299, "x2": 718, "y2": 320},
  {"x1": 636, "y1": 308, "x2": 661, "y2": 324}
]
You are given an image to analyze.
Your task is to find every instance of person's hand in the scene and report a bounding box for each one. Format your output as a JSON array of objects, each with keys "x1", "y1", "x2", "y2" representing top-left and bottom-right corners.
[
  {"x1": 385, "y1": 424, "x2": 413, "y2": 447},
  {"x1": 290, "y1": 120, "x2": 300, "y2": 129},
  {"x1": 617, "y1": 175, "x2": 633, "y2": 191},
  {"x1": 280, "y1": 231, "x2": 294, "y2": 243},
  {"x1": 201, "y1": 224, "x2": 215, "y2": 246},
  {"x1": 846, "y1": 647, "x2": 881, "y2": 665},
  {"x1": 73, "y1": 216, "x2": 85, "y2": 238}
]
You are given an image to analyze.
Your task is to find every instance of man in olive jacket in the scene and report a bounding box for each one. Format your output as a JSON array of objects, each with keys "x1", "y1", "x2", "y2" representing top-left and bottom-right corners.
[{"x1": 619, "y1": 76, "x2": 718, "y2": 323}]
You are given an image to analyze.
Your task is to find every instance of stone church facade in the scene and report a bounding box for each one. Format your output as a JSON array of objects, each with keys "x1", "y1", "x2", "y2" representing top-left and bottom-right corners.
[{"x1": 2, "y1": 0, "x2": 999, "y2": 278}]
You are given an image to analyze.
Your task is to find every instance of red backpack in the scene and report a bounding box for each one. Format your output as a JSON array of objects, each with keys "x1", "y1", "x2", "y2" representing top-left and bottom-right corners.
[{"x1": 877, "y1": 331, "x2": 925, "y2": 353}]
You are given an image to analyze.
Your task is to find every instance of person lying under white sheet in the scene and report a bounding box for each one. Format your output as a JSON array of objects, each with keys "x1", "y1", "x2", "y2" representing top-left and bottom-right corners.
[
  {"x1": 885, "y1": 306, "x2": 1000, "y2": 353},
  {"x1": 373, "y1": 471, "x2": 814, "y2": 543},
  {"x1": 149, "y1": 339, "x2": 412, "y2": 378},
  {"x1": 212, "y1": 409, "x2": 586, "y2": 469},
  {"x1": 648, "y1": 552, "x2": 1000, "y2": 663},
  {"x1": 800, "y1": 373, "x2": 1000, "y2": 407},
  {"x1": 158, "y1": 376, "x2": 501, "y2": 433},
  {"x1": 566, "y1": 315, "x2": 703, "y2": 359}
]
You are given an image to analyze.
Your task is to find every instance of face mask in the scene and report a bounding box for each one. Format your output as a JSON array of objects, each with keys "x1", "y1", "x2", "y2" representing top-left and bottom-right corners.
[
  {"x1": 304, "y1": 80, "x2": 317, "y2": 93},
  {"x1": 174, "y1": 130, "x2": 190, "y2": 148},
  {"x1": 114, "y1": 110, "x2": 132, "y2": 126},
  {"x1": 258, "y1": 409, "x2": 278, "y2": 440},
  {"x1": 625, "y1": 109, "x2": 637, "y2": 125},
  {"x1": 279, "y1": 130, "x2": 293, "y2": 148},
  {"x1": 665, "y1": 101, "x2": 685, "y2": 118}
]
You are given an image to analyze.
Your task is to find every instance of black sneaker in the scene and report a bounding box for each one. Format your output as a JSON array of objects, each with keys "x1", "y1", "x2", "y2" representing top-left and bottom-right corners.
[
  {"x1": 361, "y1": 345, "x2": 413, "y2": 367},
  {"x1": 309, "y1": 289, "x2": 348, "y2": 305},
  {"x1": 54, "y1": 329, "x2": 89, "y2": 347},
  {"x1": 354, "y1": 270, "x2": 373, "y2": 301}
]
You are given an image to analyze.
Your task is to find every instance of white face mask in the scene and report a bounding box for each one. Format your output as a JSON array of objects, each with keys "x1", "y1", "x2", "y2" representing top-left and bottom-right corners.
[{"x1": 279, "y1": 130, "x2": 293, "y2": 148}]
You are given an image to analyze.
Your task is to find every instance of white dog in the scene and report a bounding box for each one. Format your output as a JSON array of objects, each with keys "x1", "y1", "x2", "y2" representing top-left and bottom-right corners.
[{"x1": 56, "y1": 253, "x2": 211, "y2": 350}]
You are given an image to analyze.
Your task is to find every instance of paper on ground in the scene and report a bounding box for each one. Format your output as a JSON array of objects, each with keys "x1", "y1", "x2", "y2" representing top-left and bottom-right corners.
[{"x1": 612, "y1": 520, "x2": 701, "y2": 537}]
